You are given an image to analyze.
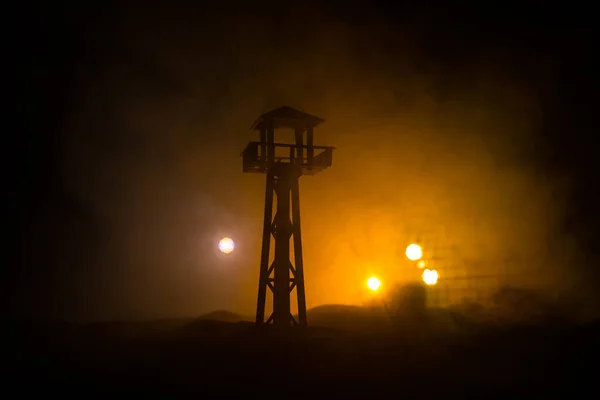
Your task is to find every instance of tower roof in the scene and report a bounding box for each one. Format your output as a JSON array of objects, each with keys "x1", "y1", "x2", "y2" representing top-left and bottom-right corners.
[{"x1": 250, "y1": 106, "x2": 325, "y2": 131}]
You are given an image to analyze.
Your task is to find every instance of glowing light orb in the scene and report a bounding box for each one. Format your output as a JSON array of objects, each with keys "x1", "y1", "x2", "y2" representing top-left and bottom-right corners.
[
  {"x1": 417, "y1": 260, "x2": 427, "y2": 269},
  {"x1": 367, "y1": 276, "x2": 381, "y2": 291},
  {"x1": 422, "y1": 269, "x2": 439, "y2": 285},
  {"x1": 218, "y1": 237, "x2": 235, "y2": 254},
  {"x1": 405, "y1": 244, "x2": 423, "y2": 261}
]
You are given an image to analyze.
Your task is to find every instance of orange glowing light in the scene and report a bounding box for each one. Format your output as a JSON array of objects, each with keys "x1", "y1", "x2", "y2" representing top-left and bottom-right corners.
[
  {"x1": 405, "y1": 244, "x2": 423, "y2": 261},
  {"x1": 422, "y1": 269, "x2": 439, "y2": 285},
  {"x1": 367, "y1": 276, "x2": 381, "y2": 291}
]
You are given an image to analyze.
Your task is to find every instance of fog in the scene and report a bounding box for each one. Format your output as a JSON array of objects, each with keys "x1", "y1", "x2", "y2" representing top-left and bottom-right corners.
[{"x1": 22, "y1": 4, "x2": 592, "y2": 321}]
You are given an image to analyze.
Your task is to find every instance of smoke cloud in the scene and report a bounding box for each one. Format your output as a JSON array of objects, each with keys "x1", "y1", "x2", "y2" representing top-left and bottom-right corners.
[{"x1": 31, "y1": 4, "x2": 590, "y2": 320}]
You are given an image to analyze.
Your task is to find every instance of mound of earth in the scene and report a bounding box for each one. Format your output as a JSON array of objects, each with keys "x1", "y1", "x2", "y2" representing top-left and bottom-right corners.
[
  {"x1": 196, "y1": 310, "x2": 250, "y2": 323},
  {"x1": 305, "y1": 304, "x2": 389, "y2": 330}
]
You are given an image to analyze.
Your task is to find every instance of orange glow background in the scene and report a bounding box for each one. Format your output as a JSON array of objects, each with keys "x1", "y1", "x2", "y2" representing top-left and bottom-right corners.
[{"x1": 27, "y1": 5, "x2": 593, "y2": 321}]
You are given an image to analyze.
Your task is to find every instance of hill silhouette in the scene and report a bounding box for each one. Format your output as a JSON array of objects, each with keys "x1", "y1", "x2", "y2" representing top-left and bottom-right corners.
[
  {"x1": 4, "y1": 304, "x2": 598, "y2": 396},
  {"x1": 196, "y1": 310, "x2": 251, "y2": 323}
]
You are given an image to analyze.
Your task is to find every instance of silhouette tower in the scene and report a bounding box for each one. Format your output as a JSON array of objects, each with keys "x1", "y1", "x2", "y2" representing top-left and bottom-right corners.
[{"x1": 241, "y1": 107, "x2": 334, "y2": 327}]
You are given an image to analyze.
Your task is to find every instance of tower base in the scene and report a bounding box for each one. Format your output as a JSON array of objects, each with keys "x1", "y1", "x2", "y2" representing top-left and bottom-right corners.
[{"x1": 255, "y1": 163, "x2": 307, "y2": 327}]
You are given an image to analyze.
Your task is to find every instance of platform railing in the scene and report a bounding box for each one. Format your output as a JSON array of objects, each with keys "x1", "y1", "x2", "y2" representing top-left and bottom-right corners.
[{"x1": 242, "y1": 142, "x2": 334, "y2": 174}]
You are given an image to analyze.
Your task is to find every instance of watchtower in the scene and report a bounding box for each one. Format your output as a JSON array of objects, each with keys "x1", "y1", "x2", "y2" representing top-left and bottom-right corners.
[{"x1": 241, "y1": 106, "x2": 334, "y2": 327}]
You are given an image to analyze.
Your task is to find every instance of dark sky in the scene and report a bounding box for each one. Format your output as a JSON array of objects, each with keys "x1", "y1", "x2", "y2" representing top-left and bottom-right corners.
[{"x1": 7, "y1": 2, "x2": 599, "y2": 321}]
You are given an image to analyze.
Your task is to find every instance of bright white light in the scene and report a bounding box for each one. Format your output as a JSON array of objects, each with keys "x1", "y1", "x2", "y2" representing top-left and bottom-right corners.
[
  {"x1": 422, "y1": 269, "x2": 439, "y2": 285},
  {"x1": 367, "y1": 276, "x2": 381, "y2": 291},
  {"x1": 405, "y1": 244, "x2": 423, "y2": 261},
  {"x1": 218, "y1": 237, "x2": 235, "y2": 254}
]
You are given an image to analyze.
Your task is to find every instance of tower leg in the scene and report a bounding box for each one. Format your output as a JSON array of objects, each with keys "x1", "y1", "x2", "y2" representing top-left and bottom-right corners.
[
  {"x1": 272, "y1": 175, "x2": 292, "y2": 326},
  {"x1": 291, "y1": 177, "x2": 307, "y2": 327},
  {"x1": 256, "y1": 173, "x2": 274, "y2": 324}
]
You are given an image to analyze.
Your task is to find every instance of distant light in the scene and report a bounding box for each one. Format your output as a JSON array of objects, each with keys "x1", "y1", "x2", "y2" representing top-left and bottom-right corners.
[
  {"x1": 422, "y1": 269, "x2": 439, "y2": 285},
  {"x1": 406, "y1": 244, "x2": 423, "y2": 261},
  {"x1": 417, "y1": 260, "x2": 427, "y2": 269},
  {"x1": 218, "y1": 237, "x2": 235, "y2": 254},
  {"x1": 367, "y1": 276, "x2": 381, "y2": 291}
]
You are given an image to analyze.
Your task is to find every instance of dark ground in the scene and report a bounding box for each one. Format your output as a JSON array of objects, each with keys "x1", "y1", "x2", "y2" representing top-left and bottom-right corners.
[{"x1": 3, "y1": 309, "x2": 598, "y2": 397}]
